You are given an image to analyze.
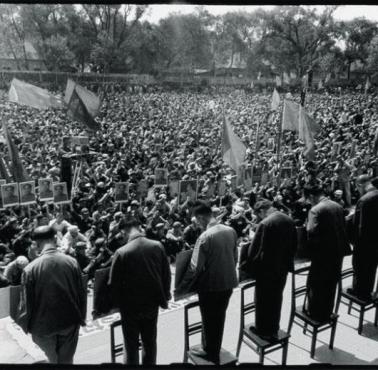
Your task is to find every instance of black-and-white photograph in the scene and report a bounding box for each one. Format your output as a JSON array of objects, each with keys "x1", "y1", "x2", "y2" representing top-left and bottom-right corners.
[
  {"x1": 2, "y1": 3, "x2": 378, "y2": 367},
  {"x1": 38, "y1": 178, "x2": 54, "y2": 201},
  {"x1": 178, "y1": 179, "x2": 198, "y2": 204},
  {"x1": 114, "y1": 182, "x2": 129, "y2": 203},
  {"x1": 19, "y1": 181, "x2": 36, "y2": 205},
  {"x1": 154, "y1": 168, "x2": 168, "y2": 186},
  {"x1": 52, "y1": 182, "x2": 70, "y2": 204},
  {"x1": 1, "y1": 182, "x2": 19, "y2": 207}
]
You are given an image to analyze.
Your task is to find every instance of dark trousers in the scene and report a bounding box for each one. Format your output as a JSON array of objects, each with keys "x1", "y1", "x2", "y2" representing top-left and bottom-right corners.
[
  {"x1": 255, "y1": 275, "x2": 287, "y2": 336},
  {"x1": 32, "y1": 325, "x2": 80, "y2": 364},
  {"x1": 198, "y1": 290, "x2": 232, "y2": 361},
  {"x1": 352, "y1": 252, "x2": 378, "y2": 300},
  {"x1": 306, "y1": 259, "x2": 342, "y2": 322},
  {"x1": 120, "y1": 306, "x2": 159, "y2": 365}
]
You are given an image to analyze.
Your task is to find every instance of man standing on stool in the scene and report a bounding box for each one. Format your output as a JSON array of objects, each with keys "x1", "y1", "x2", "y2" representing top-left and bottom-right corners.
[
  {"x1": 108, "y1": 218, "x2": 171, "y2": 365},
  {"x1": 17, "y1": 226, "x2": 87, "y2": 364},
  {"x1": 242, "y1": 199, "x2": 296, "y2": 340},
  {"x1": 304, "y1": 182, "x2": 351, "y2": 322},
  {"x1": 179, "y1": 201, "x2": 238, "y2": 363},
  {"x1": 350, "y1": 175, "x2": 378, "y2": 300}
]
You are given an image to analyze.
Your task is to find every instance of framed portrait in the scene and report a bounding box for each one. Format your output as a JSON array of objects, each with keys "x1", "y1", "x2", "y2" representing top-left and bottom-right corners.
[
  {"x1": 178, "y1": 179, "x2": 198, "y2": 204},
  {"x1": 19, "y1": 181, "x2": 36, "y2": 205},
  {"x1": 169, "y1": 180, "x2": 179, "y2": 198},
  {"x1": 154, "y1": 168, "x2": 168, "y2": 187},
  {"x1": 267, "y1": 137, "x2": 275, "y2": 151},
  {"x1": 136, "y1": 180, "x2": 148, "y2": 200},
  {"x1": 53, "y1": 182, "x2": 70, "y2": 204},
  {"x1": 38, "y1": 178, "x2": 54, "y2": 201},
  {"x1": 1, "y1": 183, "x2": 19, "y2": 207},
  {"x1": 114, "y1": 182, "x2": 129, "y2": 203}
]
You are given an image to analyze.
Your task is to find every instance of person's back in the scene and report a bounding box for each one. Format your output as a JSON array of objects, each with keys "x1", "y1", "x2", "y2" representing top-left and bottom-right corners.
[
  {"x1": 17, "y1": 226, "x2": 86, "y2": 364},
  {"x1": 194, "y1": 223, "x2": 238, "y2": 292},
  {"x1": 21, "y1": 246, "x2": 86, "y2": 336},
  {"x1": 111, "y1": 234, "x2": 171, "y2": 310},
  {"x1": 109, "y1": 219, "x2": 171, "y2": 365},
  {"x1": 351, "y1": 177, "x2": 378, "y2": 300}
]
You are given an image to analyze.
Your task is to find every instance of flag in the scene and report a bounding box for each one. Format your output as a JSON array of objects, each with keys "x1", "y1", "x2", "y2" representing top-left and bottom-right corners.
[
  {"x1": 275, "y1": 75, "x2": 282, "y2": 87},
  {"x1": 8, "y1": 78, "x2": 62, "y2": 110},
  {"x1": 365, "y1": 77, "x2": 371, "y2": 94},
  {"x1": 67, "y1": 85, "x2": 101, "y2": 131},
  {"x1": 222, "y1": 116, "x2": 246, "y2": 172},
  {"x1": 298, "y1": 106, "x2": 316, "y2": 161},
  {"x1": 257, "y1": 71, "x2": 262, "y2": 80},
  {"x1": 318, "y1": 80, "x2": 323, "y2": 90},
  {"x1": 282, "y1": 100, "x2": 300, "y2": 131},
  {"x1": 325, "y1": 73, "x2": 331, "y2": 83},
  {"x1": 271, "y1": 88, "x2": 280, "y2": 111},
  {"x1": 282, "y1": 100, "x2": 320, "y2": 134},
  {"x1": 302, "y1": 74, "x2": 308, "y2": 88},
  {"x1": 283, "y1": 72, "x2": 290, "y2": 85},
  {"x1": 2, "y1": 121, "x2": 29, "y2": 182}
]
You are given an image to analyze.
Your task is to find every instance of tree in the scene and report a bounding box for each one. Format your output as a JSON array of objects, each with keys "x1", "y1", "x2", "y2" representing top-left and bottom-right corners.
[
  {"x1": 42, "y1": 35, "x2": 74, "y2": 71},
  {"x1": 259, "y1": 6, "x2": 339, "y2": 77},
  {"x1": 0, "y1": 4, "x2": 29, "y2": 69},
  {"x1": 339, "y1": 18, "x2": 378, "y2": 79}
]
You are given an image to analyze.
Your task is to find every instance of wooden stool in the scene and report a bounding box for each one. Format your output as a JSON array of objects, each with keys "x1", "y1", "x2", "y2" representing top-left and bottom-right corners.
[
  {"x1": 183, "y1": 300, "x2": 237, "y2": 365},
  {"x1": 336, "y1": 268, "x2": 378, "y2": 335},
  {"x1": 110, "y1": 319, "x2": 142, "y2": 363},
  {"x1": 288, "y1": 265, "x2": 338, "y2": 359},
  {"x1": 236, "y1": 280, "x2": 290, "y2": 365}
]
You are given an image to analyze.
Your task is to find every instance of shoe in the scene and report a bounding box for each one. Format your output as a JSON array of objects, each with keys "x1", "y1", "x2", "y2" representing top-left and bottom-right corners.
[
  {"x1": 190, "y1": 348, "x2": 219, "y2": 363},
  {"x1": 249, "y1": 325, "x2": 278, "y2": 341}
]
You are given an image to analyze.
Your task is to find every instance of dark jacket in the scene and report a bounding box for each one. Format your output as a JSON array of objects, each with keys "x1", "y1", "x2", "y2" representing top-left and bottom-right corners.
[
  {"x1": 352, "y1": 189, "x2": 378, "y2": 255},
  {"x1": 307, "y1": 198, "x2": 351, "y2": 262},
  {"x1": 108, "y1": 232, "x2": 171, "y2": 311},
  {"x1": 243, "y1": 211, "x2": 297, "y2": 280},
  {"x1": 17, "y1": 245, "x2": 87, "y2": 336},
  {"x1": 180, "y1": 222, "x2": 238, "y2": 293}
]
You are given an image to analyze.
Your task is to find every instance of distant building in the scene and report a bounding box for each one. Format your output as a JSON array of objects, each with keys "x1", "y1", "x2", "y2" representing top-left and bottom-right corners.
[{"x1": 0, "y1": 41, "x2": 47, "y2": 71}]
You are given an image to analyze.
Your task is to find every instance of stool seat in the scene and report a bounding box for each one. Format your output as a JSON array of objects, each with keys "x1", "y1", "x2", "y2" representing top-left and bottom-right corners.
[
  {"x1": 243, "y1": 327, "x2": 290, "y2": 349},
  {"x1": 188, "y1": 344, "x2": 237, "y2": 365},
  {"x1": 342, "y1": 288, "x2": 377, "y2": 306},
  {"x1": 295, "y1": 309, "x2": 338, "y2": 328}
]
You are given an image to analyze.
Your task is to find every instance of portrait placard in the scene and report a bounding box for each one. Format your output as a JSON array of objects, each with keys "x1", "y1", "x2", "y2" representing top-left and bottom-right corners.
[
  {"x1": 114, "y1": 182, "x2": 129, "y2": 203},
  {"x1": 154, "y1": 168, "x2": 168, "y2": 187},
  {"x1": 38, "y1": 178, "x2": 54, "y2": 201},
  {"x1": 19, "y1": 181, "x2": 36, "y2": 205},
  {"x1": 52, "y1": 182, "x2": 70, "y2": 204},
  {"x1": 1, "y1": 183, "x2": 19, "y2": 207},
  {"x1": 178, "y1": 180, "x2": 198, "y2": 204}
]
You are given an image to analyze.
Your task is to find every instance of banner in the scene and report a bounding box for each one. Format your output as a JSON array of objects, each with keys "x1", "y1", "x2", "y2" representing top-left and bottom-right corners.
[
  {"x1": 271, "y1": 88, "x2": 280, "y2": 111},
  {"x1": 222, "y1": 116, "x2": 246, "y2": 172},
  {"x1": 8, "y1": 78, "x2": 62, "y2": 110},
  {"x1": 3, "y1": 121, "x2": 29, "y2": 182}
]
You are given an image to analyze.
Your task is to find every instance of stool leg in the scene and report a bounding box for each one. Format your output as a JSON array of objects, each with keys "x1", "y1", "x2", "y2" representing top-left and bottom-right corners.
[
  {"x1": 303, "y1": 323, "x2": 307, "y2": 335},
  {"x1": 259, "y1": 349, "x2": 264, "y2": 365},
  {"x1": 348, "y1": 301, "x2": 352, "y2": 314},
  {"x1": 374, "y1": 306, "x2": 378, "y2": 327},
  {"x1": 329, "y1": 320, "x2": 337, "y2": 349},
  {"x1": 236, "y1": 331, "x2": 243, "y2": 358},
  {"x1": 287, "y1": 313, "x2": 294, "y2": 334},
  {"x1": 310, "y1": 329, "x2": 318, "y2": 359},
  {"x1": 282, "y1": 341, "x2": 288, "y2": 365},
  {"x1": 358, "y1": 309, "x2": 365, "y2": 335}
]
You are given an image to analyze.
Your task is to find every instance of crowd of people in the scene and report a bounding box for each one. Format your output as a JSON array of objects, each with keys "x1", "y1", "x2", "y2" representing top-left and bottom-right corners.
[{"x1": 0, "y1": 82, "x2": 378, "y2": 364}]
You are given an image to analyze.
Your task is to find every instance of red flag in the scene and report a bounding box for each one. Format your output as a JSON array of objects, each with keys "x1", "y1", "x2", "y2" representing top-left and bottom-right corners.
[
  {"x1": 222, "y1": 116, "x2": 246, "y2": 172},
  {"x1": 3, "y1": 121, "x2": 29, "y2": 182}
]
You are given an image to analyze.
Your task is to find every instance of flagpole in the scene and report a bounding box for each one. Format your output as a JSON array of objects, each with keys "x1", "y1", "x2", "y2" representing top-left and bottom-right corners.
[{"x1": 276, "y1": 104, "x2": 283, "y2": 188}]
